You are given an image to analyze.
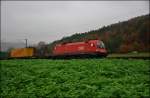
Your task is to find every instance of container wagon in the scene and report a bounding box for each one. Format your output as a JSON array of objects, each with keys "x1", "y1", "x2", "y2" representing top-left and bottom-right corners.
[{"x1": 10, "y1": 48, "x2": 35, "y2": 58}]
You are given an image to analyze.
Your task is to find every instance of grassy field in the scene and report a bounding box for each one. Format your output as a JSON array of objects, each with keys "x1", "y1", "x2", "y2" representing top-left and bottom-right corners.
[{"x1": 0, "y1": 59, "x2": 150, "y2": 98}]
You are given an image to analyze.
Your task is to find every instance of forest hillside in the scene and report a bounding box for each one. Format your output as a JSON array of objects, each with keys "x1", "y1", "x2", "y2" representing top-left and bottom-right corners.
[{"x1": 49, "y1": 14, "x2": 150, "y2": 53}]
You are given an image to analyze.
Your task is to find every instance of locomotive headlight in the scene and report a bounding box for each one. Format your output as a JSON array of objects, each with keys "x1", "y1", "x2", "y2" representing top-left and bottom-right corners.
[{"x1": 91, "y1": 43, "x2": 94, "y2": 47}]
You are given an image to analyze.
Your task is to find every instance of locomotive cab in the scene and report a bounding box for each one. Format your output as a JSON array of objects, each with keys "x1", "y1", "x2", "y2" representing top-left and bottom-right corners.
[
  {"x1": 95, "y1": 40, "x2": 107, "y2": 57},
  {"x1": 97, "y1": 40, "x2": 105, "y2": 49}
]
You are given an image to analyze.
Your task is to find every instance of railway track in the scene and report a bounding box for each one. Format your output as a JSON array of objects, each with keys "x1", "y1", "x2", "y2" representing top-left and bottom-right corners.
[
  {"x1": 107, "y1": 56, "x2": 150, "y2": 60},
  {"x1": 107, "y1": 53, "x2": 150, "y2": 60},
  {"x1": 1, "y1": 53, "x2": 150, "y2": 60}
]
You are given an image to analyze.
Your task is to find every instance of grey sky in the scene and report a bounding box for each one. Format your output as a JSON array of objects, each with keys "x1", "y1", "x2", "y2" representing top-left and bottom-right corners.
[{"x1": 1, "y1": 1, "x2": 149, "y2": 44}]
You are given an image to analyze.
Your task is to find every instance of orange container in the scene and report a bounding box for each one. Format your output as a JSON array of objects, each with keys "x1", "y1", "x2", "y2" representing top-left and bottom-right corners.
[{"x1": 10, "y1": 48, "x2": 34, "y2": 58}]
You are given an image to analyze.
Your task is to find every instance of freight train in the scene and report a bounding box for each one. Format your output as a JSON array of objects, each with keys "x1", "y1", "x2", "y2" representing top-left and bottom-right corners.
[{"x1": 8, "y1": 39, "x2": 107, "y2": 59}]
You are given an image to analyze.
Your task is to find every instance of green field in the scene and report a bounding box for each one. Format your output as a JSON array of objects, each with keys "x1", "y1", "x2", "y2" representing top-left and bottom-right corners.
[{"x1": 0, "y1": 59, "x2": 150, "y2": 98}]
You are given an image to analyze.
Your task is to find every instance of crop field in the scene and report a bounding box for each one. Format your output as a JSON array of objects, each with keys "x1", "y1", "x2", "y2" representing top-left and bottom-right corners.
[{"x1": 0, "y1": 59, "x2": 150, "y2": 98}]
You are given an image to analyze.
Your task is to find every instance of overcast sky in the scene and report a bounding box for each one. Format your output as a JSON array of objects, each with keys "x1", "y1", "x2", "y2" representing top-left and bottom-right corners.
[{"x1": 1, "y1": 1, "x2": 149, "y2": 44}]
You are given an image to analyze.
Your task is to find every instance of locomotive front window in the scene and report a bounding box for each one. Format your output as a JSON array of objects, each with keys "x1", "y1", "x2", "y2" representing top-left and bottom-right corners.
[{"x1": 97, "y1": 41, "x2": 105, "y2": 48}]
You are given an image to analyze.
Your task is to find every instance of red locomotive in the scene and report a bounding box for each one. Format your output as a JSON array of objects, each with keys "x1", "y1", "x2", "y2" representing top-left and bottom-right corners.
[{"x1": 52, "y1": 39, "x2": 107, "y2": 58}]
